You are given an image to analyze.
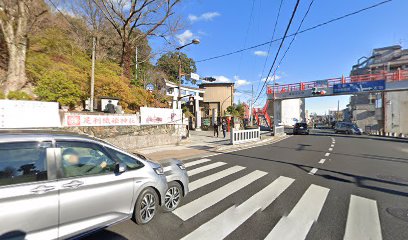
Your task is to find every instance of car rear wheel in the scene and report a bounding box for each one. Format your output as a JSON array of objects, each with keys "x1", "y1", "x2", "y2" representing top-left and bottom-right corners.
[
  {"x1": 163, "y1": 181, "x2": 183, "y2": 212},
  {"x1": 133, "y1": 187, "x2": 158, "y2": 224}
]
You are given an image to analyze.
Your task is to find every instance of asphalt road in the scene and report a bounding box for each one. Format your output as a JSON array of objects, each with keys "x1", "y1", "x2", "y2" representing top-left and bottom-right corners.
[{"x1": 84, "y1": 130, "x2": 408, "y2": 240}]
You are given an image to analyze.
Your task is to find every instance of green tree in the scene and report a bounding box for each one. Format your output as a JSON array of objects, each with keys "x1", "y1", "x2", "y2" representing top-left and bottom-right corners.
[
  {"x1": 156, "y1": 52, "x2": 197, "y2": 84},
  {"x1": 7, "y1": 91, "x2": 33, "y2": 100},
  {"x1": 226, "y1": 103, "x2": 245, "y2": 118},
  {"x1": 34, "y1": 71, "x2": 82, "y2": 108}
]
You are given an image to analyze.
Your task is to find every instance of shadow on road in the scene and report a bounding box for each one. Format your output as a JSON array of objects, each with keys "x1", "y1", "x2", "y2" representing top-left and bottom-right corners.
[
  {"x1": 202, "y1": 148, "x2": 408, "y2": 198},
  {"x1": 83, "y1": 229, "x2": 128, "y2": 240},
  {"x1": 266, "y1": 145, "x2": 408, "y2": 164}
]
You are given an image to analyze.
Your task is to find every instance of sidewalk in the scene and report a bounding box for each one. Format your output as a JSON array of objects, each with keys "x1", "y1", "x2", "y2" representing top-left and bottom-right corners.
[{"x1": 137, "y1": 130, "x2": 286, "y2": 162}]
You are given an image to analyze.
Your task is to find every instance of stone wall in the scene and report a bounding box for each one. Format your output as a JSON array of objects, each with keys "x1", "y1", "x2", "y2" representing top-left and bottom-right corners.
[{"x1": 61, "y1": 124, "x2": 187, "y2": 150}]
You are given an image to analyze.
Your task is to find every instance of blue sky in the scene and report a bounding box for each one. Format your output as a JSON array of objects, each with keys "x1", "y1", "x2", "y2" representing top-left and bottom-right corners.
[{"x1": 155, "y1": 0, "x2": 408, "y2": 114}]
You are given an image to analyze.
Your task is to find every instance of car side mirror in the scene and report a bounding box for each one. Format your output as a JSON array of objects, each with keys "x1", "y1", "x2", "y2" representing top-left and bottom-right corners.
[{"x1": 115, "y1": 163, "x2": 127, "y2": 174}]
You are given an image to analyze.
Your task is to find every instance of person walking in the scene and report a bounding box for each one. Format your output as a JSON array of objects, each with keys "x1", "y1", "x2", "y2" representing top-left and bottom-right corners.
[
  {"x1": 221, "y1": 119, "x2": 227, "y2": 138},
  {"x1": 213, "y1": 120, "x2": 219, "y2": 137}
]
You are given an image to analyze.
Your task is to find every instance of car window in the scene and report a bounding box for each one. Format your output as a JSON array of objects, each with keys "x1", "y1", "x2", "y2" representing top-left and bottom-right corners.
[
  {"x1": 106, "y1": 148, "x2": 144, "y2": 171},
  {"x1": 0, "y1": 142, "x2": 50, "y2": 187},
  {"x1": 56, "y1": 141, "x2": 116, "y2": 178}
]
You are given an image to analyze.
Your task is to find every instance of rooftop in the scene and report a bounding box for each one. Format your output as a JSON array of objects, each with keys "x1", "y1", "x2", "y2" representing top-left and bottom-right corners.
[{"x1": 199, "y1": 82, "x2": 235, "y2": 88}]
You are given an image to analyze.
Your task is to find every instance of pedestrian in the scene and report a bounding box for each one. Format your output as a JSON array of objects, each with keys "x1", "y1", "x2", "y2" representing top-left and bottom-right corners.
[
  {"x1": 221, "y1": 119, "x2": 227, "y2": 138},
  {"x1": 115, "y1": 102, "x2": 123, "y2": 114},
  {"x1": 213, "y1": 120, "x2": 219, "y2": 137},
  {"x1": 104, "y1": 100, "x2": 115, "y2": 113}
]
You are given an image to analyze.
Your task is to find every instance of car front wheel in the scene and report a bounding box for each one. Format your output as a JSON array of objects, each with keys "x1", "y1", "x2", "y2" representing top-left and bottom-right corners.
[
  {"x1": 163, "y1": 181, "x2": 183, "y2": 212},
  {"x1": 134, "y1": 187, "x2": 158, "y2": 224}
]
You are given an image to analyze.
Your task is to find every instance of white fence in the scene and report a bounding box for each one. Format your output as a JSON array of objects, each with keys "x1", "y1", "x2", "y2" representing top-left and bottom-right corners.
[{"x1": 230, "y1": 128, "x2": 261, "y2": 145}]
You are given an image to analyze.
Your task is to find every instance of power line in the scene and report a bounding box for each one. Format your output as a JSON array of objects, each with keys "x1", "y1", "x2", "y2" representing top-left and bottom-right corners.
[
  {"x1": 196, "y1": 0, "x2": 392, "y2": 63},
  {"x1": 253, "y1": 0, "x2": 301, "y2": 104},
  {"x1": 255, "y1": 0, "x2": 284, "y2": 99},
  {"x1": 254, "y1": 0, "x2": 315, "y2": 105}
]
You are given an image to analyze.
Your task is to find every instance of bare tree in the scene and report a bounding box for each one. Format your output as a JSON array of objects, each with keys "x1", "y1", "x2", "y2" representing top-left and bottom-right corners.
[
  {"x1": 93, "y1": 0, "x2": 181, "y2": 79},
  {"x1": 0, "y1": 0, "x2": 47, "y2": 94}
]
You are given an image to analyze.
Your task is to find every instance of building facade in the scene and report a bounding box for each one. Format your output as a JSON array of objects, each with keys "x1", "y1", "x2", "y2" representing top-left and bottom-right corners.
[
  {"x1": 198, "y1": 82, "x2": 234, "y2": 119},
  {"x1": 349, "y1": 45, "x2": 408, "y2": 134}
]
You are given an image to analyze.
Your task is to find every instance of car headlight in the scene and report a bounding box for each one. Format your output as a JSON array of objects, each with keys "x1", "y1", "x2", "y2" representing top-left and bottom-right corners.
[
  {"x1": 153, "y1": 167, "x2": 164, "y2": 175},
  {"x1": 177, "y1": 163, "x2": 186, "y2": 170}
]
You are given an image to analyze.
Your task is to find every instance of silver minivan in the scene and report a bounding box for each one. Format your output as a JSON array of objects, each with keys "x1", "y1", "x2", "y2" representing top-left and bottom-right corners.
[{"x1": 0, "y1": 130, "x2": 189, "y2": 240}]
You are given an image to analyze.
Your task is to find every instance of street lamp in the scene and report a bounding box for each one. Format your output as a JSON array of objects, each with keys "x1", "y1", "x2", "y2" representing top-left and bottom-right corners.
[{"x1": 176, "y1": 39, "x2": 200, "y2": 109}]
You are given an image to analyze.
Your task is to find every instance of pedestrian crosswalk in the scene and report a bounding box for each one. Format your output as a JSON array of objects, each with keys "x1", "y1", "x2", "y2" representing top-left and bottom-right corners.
[{"x1": 176, "y1": 157, "x2": 384, "y2": 240}]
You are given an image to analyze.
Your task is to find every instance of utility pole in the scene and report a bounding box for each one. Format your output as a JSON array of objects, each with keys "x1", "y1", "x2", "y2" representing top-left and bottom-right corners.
[
  {"x1": 249, "y1": 84, "x2": 253, "y2": 125},
  {"x1": 90, "y1": 36, "x2": 96, "y2": 112},
  {"x1": 337, "y1": 99, "x2": 340, "y2": 121},
  {"x1": 177, "y1": 52, "x2": 182, "y2": 109},
  {"x1": 135, "y1": 46, "x2": 138, "y2": 84}
]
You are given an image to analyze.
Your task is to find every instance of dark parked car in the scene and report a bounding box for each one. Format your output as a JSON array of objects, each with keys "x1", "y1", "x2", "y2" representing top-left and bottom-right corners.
[
  {"x1": 293, "y1": 123, "x2": 309, "y2": 135},
  {"x1": 334, "y1": 122, "x2": 362, "y2": 135}
]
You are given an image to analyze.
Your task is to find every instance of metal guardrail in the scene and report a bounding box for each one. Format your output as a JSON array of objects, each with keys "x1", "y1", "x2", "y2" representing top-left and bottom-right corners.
[
  {"x1": 230, "y1": 128, "x2": 260, "y2": 145},
  {"x1": 273, "y1": 126, "x2": 285, "y2": 136}
]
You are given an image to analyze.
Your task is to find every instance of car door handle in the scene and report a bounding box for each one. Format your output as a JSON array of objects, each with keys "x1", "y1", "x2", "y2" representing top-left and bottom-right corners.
[
  {"x1": 31, "y1": 185, "x2": 55, "y2": 194},
  {"x1": 62, "y1": 180, "x2": 84, "y2": 189}
]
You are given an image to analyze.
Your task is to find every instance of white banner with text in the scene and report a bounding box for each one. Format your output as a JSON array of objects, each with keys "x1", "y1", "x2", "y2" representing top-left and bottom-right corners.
[
  {"x1": 0, "y1": 100, "x2": 61, "y2": 128},
  {"x1": 140, "y1": 107, "x2": 183, "y2": 125},
  {"x1": 63, "y1": 113, "x2": 140, "y2": 127}
]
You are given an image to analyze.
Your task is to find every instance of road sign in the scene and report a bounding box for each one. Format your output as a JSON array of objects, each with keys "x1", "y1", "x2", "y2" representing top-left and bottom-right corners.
[{"x1": 333, "y1": 80, "x2": 385, "y2": 94}]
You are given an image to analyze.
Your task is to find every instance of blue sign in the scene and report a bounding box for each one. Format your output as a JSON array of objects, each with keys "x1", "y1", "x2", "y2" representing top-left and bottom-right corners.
[{"x1": 333, "y1": 80, "x2": 385, "y2": 94}]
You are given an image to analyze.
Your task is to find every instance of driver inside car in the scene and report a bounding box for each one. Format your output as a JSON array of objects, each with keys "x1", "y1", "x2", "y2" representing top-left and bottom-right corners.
[{"x1": 62, "y1": 148, "x2": 108, "y2": 177}]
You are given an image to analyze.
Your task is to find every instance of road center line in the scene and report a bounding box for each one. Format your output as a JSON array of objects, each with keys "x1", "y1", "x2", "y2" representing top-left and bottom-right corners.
[
  {"x1": 325, "y1": 153, "x2": 330, "y2": 157},
  {"x1": 174, "y1": 170, "x2": 267, "y2": 221},
  {"x1": 330, "y1": 144, "x2": 334, "y2": 147},
  {"x1": 308, "y1": 168, "x2": 318, "y2": 175},
  {"x1": 181, "y1": 176, "x2": 294, "y2": 240},
  {"x1": 318, "y1": 159, "x2": 326, "y2": 164},
  {"x1": 329, "y1": 148, "x2": 333, "y2": 151},
  {"x1": 264, "y1": 184, "x2": 330, "y2": 240},
  {"x1": 344, "y1": 195, "x2": 382, "y2": 240}
]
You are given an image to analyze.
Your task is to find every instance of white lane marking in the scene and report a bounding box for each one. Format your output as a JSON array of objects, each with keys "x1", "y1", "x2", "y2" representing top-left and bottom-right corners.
[
  {"x1": 318, "y1": 159, "x2": 326, "y2": 164},
  {"x1": 189, "y1": 166, "x2": 246, "y2": 192},
  {"x1": 344, "y1": 195, "x2": 382, "y2": 240},
  {"x1": 331, "y1": 144, "x2": 334, "y2": 147},
  {"x1": 325, "y1": 153, "x2": 331, "y2": 157},
  {"x1": 187, "y1": 162, "x2": 226, "y2": 176},
  {"x1": 265, "y1": 184, "x2": 330, "y2": 240},
  {"x1": 181, "y1": 176, "x2": 295, "y2": 240},
  {"x1": 308, "y1": 168, "x2": 318, "y2": 175},
  {"x1": 329, "y1": 148, "x2": 333, "y2": 151},
  {"x1": 174, "y1": 170, "x2": 267, "y2": 221},
  {"x1": 185, "y1": 158, "x2": 211, "y2": 167}
]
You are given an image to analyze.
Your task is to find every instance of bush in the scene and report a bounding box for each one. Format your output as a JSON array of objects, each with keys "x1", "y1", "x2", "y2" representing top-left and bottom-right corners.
[
  {"x1": 7, "y1": 91, "x2": 33, "y2": 100},
  {"x1": 35, "y1": 71, "x2": 81, "y2": 108},
  {"x1": 0, "y1": 91, "x2": 5, "y2": 99}
]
